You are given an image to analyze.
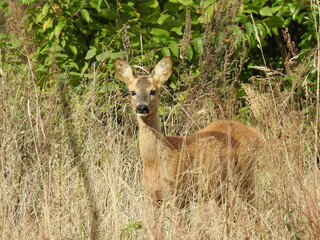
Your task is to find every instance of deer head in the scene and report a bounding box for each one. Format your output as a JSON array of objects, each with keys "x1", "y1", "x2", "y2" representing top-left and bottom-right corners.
[{"x1": 114, "y1": 56, "x2": 173, "y2": 117}]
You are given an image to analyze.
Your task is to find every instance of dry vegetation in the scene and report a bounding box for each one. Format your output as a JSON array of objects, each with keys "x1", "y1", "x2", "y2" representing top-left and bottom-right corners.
[
  {"x1": 1, "y1": 52, "x2": 319, "y2": 240},
  {"x1": 1, "y1": 2, "x2": 320, "y2": 240}
]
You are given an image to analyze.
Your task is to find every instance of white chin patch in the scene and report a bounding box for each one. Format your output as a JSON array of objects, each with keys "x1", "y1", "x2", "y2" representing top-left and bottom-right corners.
[{"x1": 137, "y1": 113, "x2": 148, "y2": 117}]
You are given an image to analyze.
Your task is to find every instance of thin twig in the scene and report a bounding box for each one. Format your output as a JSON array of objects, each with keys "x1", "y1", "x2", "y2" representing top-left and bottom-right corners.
[{"x1": 131, "y1": 65, "x2": 150, "y2": 74}]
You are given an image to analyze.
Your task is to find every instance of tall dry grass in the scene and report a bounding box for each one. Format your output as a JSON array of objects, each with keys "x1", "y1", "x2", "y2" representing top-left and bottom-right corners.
[
  {"x1": 2, "y1": 56, "x2": 319, "y2": 239},
  {"x1": 1, "y1": 1, "x2": 319, "y2": 240}
]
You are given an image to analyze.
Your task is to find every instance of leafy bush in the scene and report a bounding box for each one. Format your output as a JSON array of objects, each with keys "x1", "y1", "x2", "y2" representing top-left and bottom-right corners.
[{"x1": 0, "y1": 0, "x2": 318, "y2": 105}]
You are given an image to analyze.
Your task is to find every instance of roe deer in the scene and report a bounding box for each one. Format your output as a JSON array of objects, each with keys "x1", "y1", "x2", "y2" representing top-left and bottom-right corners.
[{"x1": 114, "y1": 56, "x2": 259, "y2": 238}]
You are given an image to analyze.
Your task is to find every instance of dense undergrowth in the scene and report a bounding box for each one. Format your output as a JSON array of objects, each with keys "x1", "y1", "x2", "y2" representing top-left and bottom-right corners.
[{"x1": 0, "y1": 0, "x2": 319, "y2": 239}]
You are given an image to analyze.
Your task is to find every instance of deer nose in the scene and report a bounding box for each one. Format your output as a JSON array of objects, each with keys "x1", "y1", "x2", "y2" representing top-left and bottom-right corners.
[{"x1": 136, "y1": 104, "x2": 150, "y2": 115}]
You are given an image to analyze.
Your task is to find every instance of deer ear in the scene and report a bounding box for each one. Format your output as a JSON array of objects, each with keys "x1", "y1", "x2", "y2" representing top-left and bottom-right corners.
[
  {"x1": 152, "y1": 56, "x2": 172, "y2": 88},
  {"x1": 114, "y1": 58, "x2": 134, "y2": 85}
]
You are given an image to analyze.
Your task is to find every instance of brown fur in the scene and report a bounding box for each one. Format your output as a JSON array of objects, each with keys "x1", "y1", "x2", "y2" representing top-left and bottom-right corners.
[{"x1": 114, "y1": 56, "x2": 259, "y2": 238}]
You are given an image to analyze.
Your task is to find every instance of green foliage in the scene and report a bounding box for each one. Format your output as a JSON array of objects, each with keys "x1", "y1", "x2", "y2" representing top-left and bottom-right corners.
[
  {"x1": 236, "y1": 0, "x2": 318, "y2": 107},
  {"x1": 240, "y1": 0, "x2": 317, "y2": 51},
  {"x1": 0, "y1": 0, "x2": 318, "y2": 105},
  {"x1": 15, "y1": 0, "x2": 199, "y2": 86}
]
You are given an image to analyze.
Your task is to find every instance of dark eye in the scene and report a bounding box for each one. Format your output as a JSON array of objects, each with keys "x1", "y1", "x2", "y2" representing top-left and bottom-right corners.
[
  {"x1": 150, "y1": 90, "x2": 156, "y2": 96},
  {"x1": 131, "y1": 91, "x2": 136, "y2": 96}
]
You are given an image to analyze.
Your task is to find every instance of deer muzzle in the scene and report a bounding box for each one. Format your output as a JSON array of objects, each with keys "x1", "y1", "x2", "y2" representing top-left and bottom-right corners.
[{"x1": 136, "y1": 104, "x2": 150, "y2": 115}]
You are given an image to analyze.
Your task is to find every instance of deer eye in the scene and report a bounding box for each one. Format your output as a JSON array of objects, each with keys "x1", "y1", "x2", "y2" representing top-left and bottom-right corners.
[
  {"x1": 150, "y1": 90, "x2": 156, "y2": 96},
  {"x1": 131, "y1": 91, "x2": 136, "y2": 96}
]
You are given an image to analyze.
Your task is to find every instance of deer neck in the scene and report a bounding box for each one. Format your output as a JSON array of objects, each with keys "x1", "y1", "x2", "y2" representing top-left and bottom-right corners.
[
  {"x1": 138, "y1": 111, "x2": 161, "y2": 133},
  {"x1": 137, "y1": 111, "x2": 167, "y2": 166}
]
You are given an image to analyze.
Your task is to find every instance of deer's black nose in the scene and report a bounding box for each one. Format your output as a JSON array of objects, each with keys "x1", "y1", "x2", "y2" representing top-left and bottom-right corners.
[{"x1": 136, "y1": 105, "x2": 150, "y2": 115}]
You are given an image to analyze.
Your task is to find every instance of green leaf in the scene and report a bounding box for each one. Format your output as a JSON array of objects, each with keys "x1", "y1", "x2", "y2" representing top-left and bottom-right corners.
[
  {"x1": 164, "y1": 2, "x2": 181, "y2": 12},
  {"x1": 243, "y1": 5, "x2": 260, "y2": 14},
  {"x1": 262, "y1": 21, "x2": 272, "y2": 36},
  {"x1": 69, "y1": 45, "x2": 77, "y2": 55},
  {"x1": 85, "y1": 47, "x2": 97, "y2": 59},
  {"x1": 169, "y1": 42, "x2": 179, "y2": 57},
  {"x1": 169, "y1": 81, "x2": 177, "y2": 89},
  {"x1": 271, "y1": 27, "x2": 279, "y2": 36},
  {"x1": 42, "y1": 3, "x2": 50, "y2": 16},
  {"x1": 80, "y1": 9, "x2": 91, "y2": 23},
  {"x1": 90, "y1": 0, "x2": 102, "y2": 12},
  {"x1": 110, "y1": 52, "x2": 126, "y2": 59},
  {"x1": 96, "y1": 51, "x2": 109, "y2": 61},
  {"x1": 48, "y1": 30, "x2": 55, "y2": 40},
  {"x1": 55, "y1": 17, "x2": 66, "y2": 38},
  {"x1": 259, "y1": 7, "x2": 274, "y2": 17},
  {"x1": 158, "y1": 14, "x2": 173, "y2": 25},
  {"x1": 60, "y1": 39, "x2": 66, "y2": 47},
  {"x1": 178, "y1": 0, "x2": 193, "y2": 6},
  {"x1": 36, "y1": 3, "x2": 50, "y2": 23},
  {"x1": 245, "y1": 22, "x2": 254, "y2": 47},
  {"x1": 265, "y1": 16, "x2": 284, "y2": 28},
  {"x1": 171, "y1": 26, "x2": 182, "y2": 35},
  {"x1": 192, "y1": 38, "x2": 202, "y2": 55},
  {"x1": 203, "y1": 0, "x2": 214, "y2": 9},
  {"x1": 143, "y1": 0, "x2": 159, "y2": 8},
  {"x1": 100, "y1": 9, "x2": 117, "y2": 20},
  {"x1": 295, "y1": 12, "x2": 307, "y2": 23},
  {"x1": 256, "y1": 22, "x2": 267, "y2": 39},
  {"x1": 270, "y1": 6, "x2": 282, "y2": 13},
  {"x1": 69, "y1": 71, "x2": 81, "y2": 77},
  {"x1": 150, "y1": 28, "x2": 170, "y2": 37},
  {"x1": 81, "y1": 62, "x2": 89, "y2": 76},
  {"x1": 68, "y1": 61, "x2": 79, "y2": 70},
  {"x1": 245, "y1": 21, "x2": 253, "y2": 35},
  {"x1": 161, "y1": 47, "x2": 171, "y2": 56}
]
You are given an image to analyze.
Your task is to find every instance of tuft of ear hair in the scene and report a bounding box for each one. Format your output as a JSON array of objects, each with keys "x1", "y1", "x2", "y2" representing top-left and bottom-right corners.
[
  {"x1": 152, "y1": 56, "x2": 173, "y2": 89},
  {"x1": 114, "y1": 58, "x2": 134, "y2": 85}
]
